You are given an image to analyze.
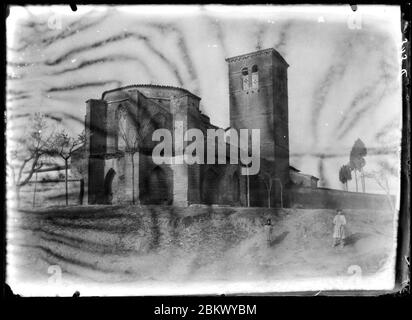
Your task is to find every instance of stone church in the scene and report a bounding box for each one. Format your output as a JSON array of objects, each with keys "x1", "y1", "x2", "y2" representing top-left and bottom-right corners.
[{"x1": 83, "y1": 48, "x2": 290, "y2": 207}]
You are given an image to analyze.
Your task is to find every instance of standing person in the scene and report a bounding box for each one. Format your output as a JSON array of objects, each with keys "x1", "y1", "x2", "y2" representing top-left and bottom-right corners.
[
  {"x1": 333, "y1": 209, "x2": 347, "y2": 248},
  {"x1": 264, "y1": 218, "x2": 273, "y2": 248}
]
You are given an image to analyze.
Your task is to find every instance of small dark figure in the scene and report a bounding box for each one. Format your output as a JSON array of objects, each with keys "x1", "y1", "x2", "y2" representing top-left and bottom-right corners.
[
  {"x1": 72, "y1": 290, "x2": 80, "y2": 297},
  {"x1": 333, "y1": 209, "x2": 347, "y2": 248},
  {"x1": 264, "y1": 218, "x2": 273, "y2": 247}
]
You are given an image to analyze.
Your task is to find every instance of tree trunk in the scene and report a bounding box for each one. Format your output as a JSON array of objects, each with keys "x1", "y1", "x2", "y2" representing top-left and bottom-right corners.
[
  {"x1": 386, "y1": 192, "x2": 395, "y2": 212},
  {"x1": 65, "y1": 159, "x2": 68, "y2": 206},
  {"x1": 79, "y1": 178, "x2": 84, "y2": 205},
  {"x1": 384, "y1": 179, "x2": 394, "y2": 212},
  {"x1": 131, "y1": 153, "x2": 135, "y2": 205},
  {"x1": 279, "y1": 184, "x2": 283, "y2": 209},
  {"x1": 246, "y1": 167, "x2": 250, "y2": 207},
  {"x1": 354, "y1": 170, "x2": 358, "y2": 192},
  {"x1": 32, "y1": 171, "x2": 38, "y2": 208},
  {"x1": 361, "y1": 169, "x2": 365, "y2": 193},
  {"x1": 267, "y1": 187, "x2": 271, "y2": 208},
  {"x1": 16, "y1": 185, "x2": 21, "y2": 207}
]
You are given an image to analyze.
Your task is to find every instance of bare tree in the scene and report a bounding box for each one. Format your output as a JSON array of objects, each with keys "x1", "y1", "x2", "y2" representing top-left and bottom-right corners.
[
  {"x1": 261, "y1": 172, "x2": 273, "y2": 208},
  {"x1": 7, "y1": 113, "x2": 54, "y2": 206},
  {"x1": 363, "y1": 170, "x2": 395, "y2": 212},
  {"x1": 118, "y1": 107, "x2": 141, "y2": 204},
  {"x1": 260, "y1": 171, "x2": 283, "y2": 208},
  {"x1": 117, "y1": 106, "x2": 165, "y2": 204},
  {"x1": 32, "y1": 159, "x2": 42, "y2": 208},
  {"x1": 50, "y1": 129, "x2": 85, "y2": 206}
]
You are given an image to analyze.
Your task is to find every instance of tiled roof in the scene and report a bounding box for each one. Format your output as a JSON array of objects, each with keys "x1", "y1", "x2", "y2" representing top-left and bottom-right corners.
[
  {"x1": 289, "y1": 165, "x2": 301, "y2": 172},
  {"x1": 225, "y1": 48, "x2": 289, "y2": 66},
  {"x1": 102, "y1": 84, "x2": 201, "y2": 100}
]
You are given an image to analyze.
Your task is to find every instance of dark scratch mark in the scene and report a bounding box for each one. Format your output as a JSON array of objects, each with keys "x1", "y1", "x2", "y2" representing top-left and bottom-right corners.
[{"x1": 46, "y1": 80, "x2": 122, "y2": 93}]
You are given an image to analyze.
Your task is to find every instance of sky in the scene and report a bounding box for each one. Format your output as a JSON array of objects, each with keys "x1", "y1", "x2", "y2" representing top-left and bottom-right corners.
[{"x1": 6, "y1": 5, "x2": 403, "y2": 195}]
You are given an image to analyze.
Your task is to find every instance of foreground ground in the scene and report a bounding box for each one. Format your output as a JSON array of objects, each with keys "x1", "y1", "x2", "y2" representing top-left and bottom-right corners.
[{"x1": 7, "y1": 205, "x2": 396, "y2": 295}]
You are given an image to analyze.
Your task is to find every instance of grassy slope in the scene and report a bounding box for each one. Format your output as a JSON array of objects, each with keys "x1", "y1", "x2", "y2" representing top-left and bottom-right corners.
[{"x1": 7, "y1": 205, "x2": 395, "y2": 288}]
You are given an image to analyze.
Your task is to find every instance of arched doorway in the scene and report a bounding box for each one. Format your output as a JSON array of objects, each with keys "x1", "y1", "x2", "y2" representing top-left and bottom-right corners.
[
  {"x1": 143, "y1": 166, "x2": 172, "y2": 204},
  {"x1": 104, "y1": 169, "x2": 116, "y2": 204}
]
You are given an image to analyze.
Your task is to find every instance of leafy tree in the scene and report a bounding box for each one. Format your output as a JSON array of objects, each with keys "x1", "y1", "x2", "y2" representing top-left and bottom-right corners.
[
  {"x1": 349, "y1": 138, "x2": 367, "y2": 192},
  {"x1": 339, "y1": 164, "x2": 352, "y2": 191},
  {"x1": 7, "y1": 113, "x2": 55, "y2": 206},
  {"x1": 50, "y1": 129, "x2": 85, "y2": 205},
  {"x1": 339, "y1": 165, "x2": 347, "y2": 190}
]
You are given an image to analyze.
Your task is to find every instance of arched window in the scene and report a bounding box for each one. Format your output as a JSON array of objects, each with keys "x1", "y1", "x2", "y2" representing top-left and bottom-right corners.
[
  {"x1": 114, "y1": 108, "x2": 119, "y2": 150},
  {"x1": 118, "y1": 104, "x2": 128, "y2": 151},
  {"x1": 241, "y1": 67, "x2": 249, "y2": 91},
  {"x1": 107, "y1": 105, "x2": 119, "y2": 153},
  {"x1": 251, "y1": 65, "x2": 259, "y2": 89}
]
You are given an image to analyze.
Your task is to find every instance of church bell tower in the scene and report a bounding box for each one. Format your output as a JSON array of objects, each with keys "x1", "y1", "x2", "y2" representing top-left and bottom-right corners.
[{"x1": 226, "y1": 48, "x2": 290, "y2": 187}]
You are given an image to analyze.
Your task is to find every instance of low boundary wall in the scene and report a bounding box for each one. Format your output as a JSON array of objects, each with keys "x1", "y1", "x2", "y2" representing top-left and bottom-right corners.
[{"x1": 288, "y1": 186, "x2": 395, "y2": 210}]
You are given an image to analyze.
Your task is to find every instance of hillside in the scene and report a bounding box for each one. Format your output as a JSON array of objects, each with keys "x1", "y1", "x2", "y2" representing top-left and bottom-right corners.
[{"x1": 7, "y1": 205, "x2": 396, "y2": 295}]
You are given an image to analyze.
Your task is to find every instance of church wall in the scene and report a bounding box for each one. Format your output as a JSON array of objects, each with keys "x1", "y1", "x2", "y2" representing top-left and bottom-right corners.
[
  {"x1": 170, "y1": 95, "x2": 189, "y2": 206},
  {"x1": 186, "y1": 98, "x2": 207, "y2": 205},
  {"x1": 219, "y1": 165, "x2": 241, "y2": 205},
  {"x1": 138, "y1": 153, "x2": 173, "y2": 205},
  {"x1": 87, "y1": 99, "x2": 107, "y2": 156},
  {"x1": 239, "y1": 170, "x2": 247, "y2": 206},
  {"x1": 187, "y1": 164, "x2": 201, "y2": 204},
  {"x1": 199, "y1": 164, "x2": 244, "y2": 205},
  {"x1": 272, "y1": 60, "x2": 290, "y2": 190},
  {"x1": 86, "y1": 99, "x2": 107, "y2": 204},
  {"x1": 104, "y1": 90, "x2": 138, "y2": 154},
  {"x1": 88, "y1": 157, "x2": 105, "y2": 204},
  {"x1": 172, "y1": 164, "x2": 188, "y2": 206},
  {"x1": 101, "y1": 154, "x2": 139, "y2": 204},
  {"x1": 104, "y1": 89, "x2": 174, "y2": 205},
  {"x1": 288, "y1": 186, "x2": 395, "y2": 210}
]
